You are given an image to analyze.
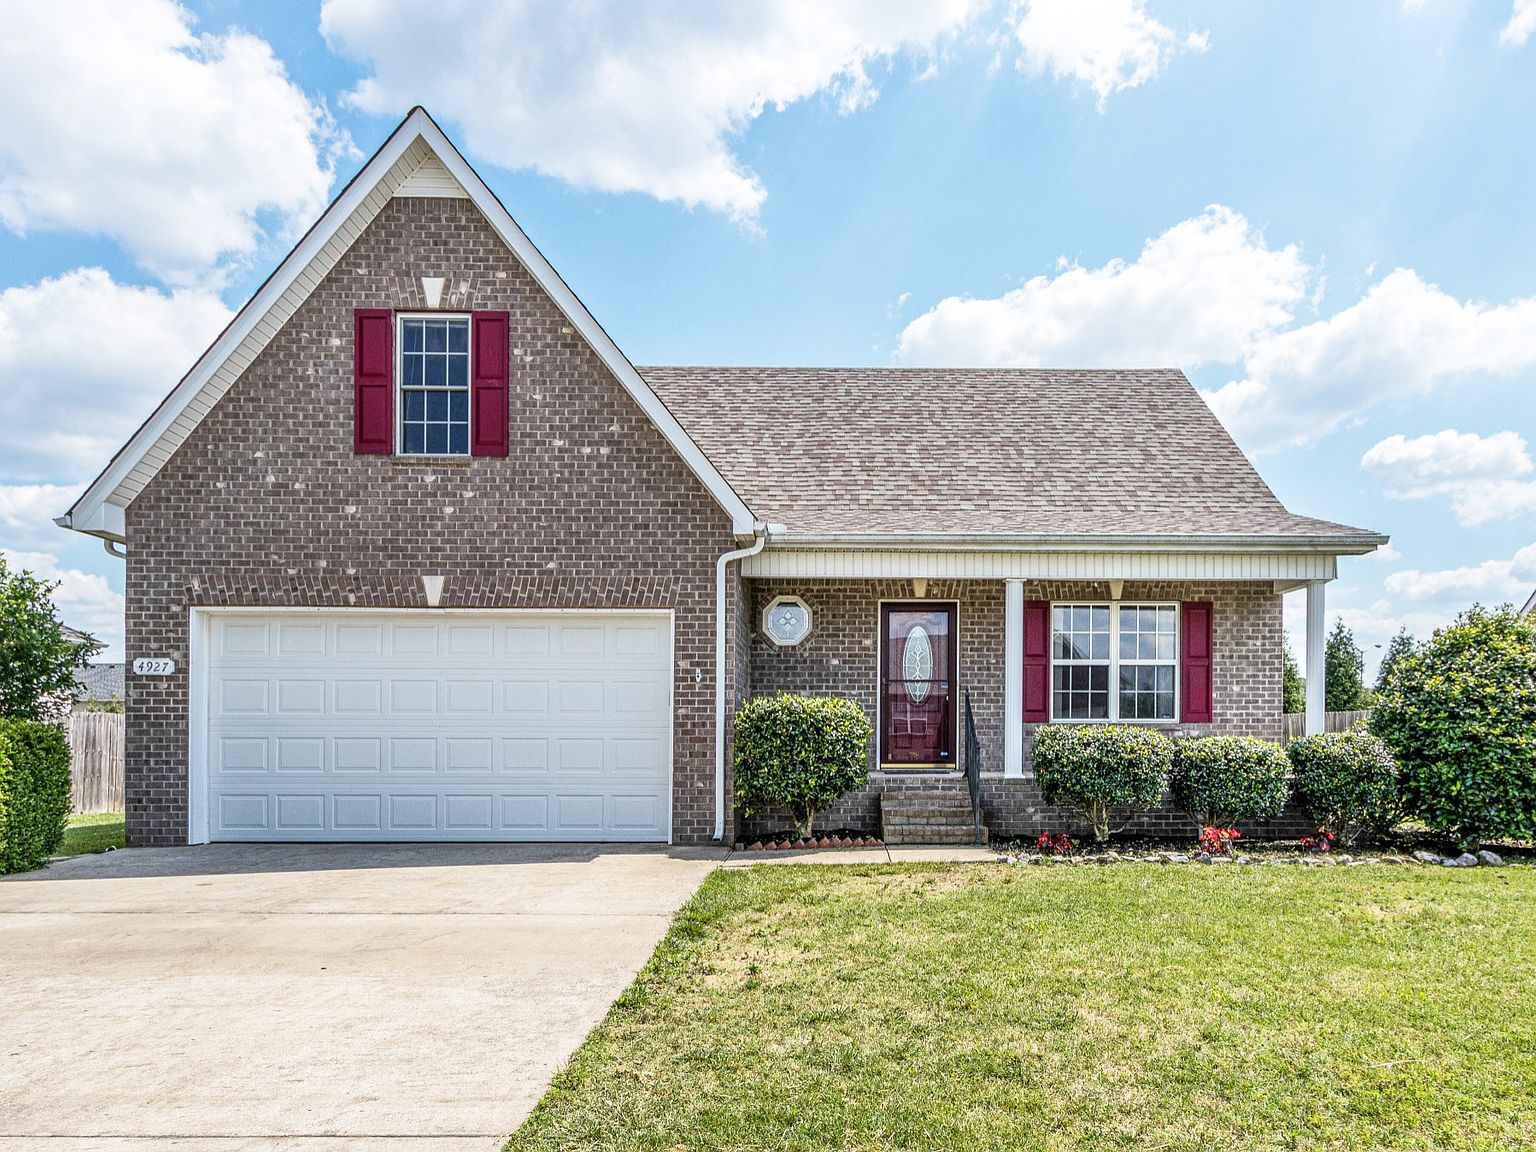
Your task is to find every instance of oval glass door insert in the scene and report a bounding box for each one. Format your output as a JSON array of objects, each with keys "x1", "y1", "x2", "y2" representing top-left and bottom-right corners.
[{"x1": 903, "y1": 623, "x2": 934, "y2": 703}]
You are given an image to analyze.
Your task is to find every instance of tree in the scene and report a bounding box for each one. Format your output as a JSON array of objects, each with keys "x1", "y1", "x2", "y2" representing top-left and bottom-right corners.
[
  {"x1": 1324, "y1": 619, "x2": 1369, "y2": 712},
  {"x1": 1371, "y1": 606, "x2": 1536, "y2": 846},
  {"x1": 1374, "y1": 628, "x2": 1415, "y2": 695},
  {"x1": 0, "y1": 556, "x2": 94, "y2": 722},
  {"x1": 1282, "y1": 645, "x2": 1306, "y2": 714}
]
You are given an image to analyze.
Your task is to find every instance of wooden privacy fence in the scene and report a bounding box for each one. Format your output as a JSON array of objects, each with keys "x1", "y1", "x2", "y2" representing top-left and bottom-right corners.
[
  {"x1": 68, "y1": 711, "x2": 124, "y2": 814},
  {"x1": 1281, "y1": 709, "x2": 1372, "y2": 742}
]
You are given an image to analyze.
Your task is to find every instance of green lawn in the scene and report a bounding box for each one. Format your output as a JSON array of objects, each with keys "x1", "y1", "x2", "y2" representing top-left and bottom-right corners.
[
  {"x1": 508, "y1": 863, "x2": 1536, "y2": 1152},
  {"x1": 57, "y1": 811, "x2": 124, "y2": 856}
]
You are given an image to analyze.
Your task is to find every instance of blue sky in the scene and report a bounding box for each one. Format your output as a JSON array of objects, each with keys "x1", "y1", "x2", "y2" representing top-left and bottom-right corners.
[{"x1": 2, "y1": 0, "x2": 1534, "y2": 667}]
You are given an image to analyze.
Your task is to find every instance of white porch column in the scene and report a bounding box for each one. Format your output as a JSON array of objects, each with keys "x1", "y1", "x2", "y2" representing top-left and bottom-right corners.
[
  {"x1": 1304, "y1": 580, "x2": 1327, "y2": 736},
  {"x1": 1004, "y1": 579, "x2": 1024, "y2": 777}
]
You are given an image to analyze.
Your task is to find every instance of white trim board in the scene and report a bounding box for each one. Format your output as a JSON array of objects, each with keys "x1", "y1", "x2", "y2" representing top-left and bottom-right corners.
[
  {"x1": 62, "y1": 107, "x2": 756, "y2": 543},
  {"x1": 741, "y1": 549, "x2": 1339, "y2": 582}
]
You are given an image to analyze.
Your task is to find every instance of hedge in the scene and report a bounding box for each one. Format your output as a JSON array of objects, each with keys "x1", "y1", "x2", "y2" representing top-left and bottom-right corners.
[
  {"x1": 1371, "y1": 605, "x2": 1536, "y2": 846},
  {"x1": 0, "y1": 718, "x2": 72, "y2": 874},
  {"x1": 734, "y1": 694, "x2": 871, "y2": 838},
  {"x1": 1289, "y1": 727, "x2": 1402, "y2": 846},
  {"x1": 1169, "y1": 735, "x2": 1291, "y2": 829},
  {"x1": 1032, "y1": 724, "x2": 1172, "y2": 842}
]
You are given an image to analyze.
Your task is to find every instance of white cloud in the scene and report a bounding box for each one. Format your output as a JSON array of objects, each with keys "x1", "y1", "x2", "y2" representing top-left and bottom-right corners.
[
  {"x1": 321, "y1": 0, "x2": 981, "y2": 223},
  {"x1": 1207, "y1": 269, "x2": 1536, "y2": 451},
  {"x1": 0, "y1": 0, "x2": 349, "y2": 281},
  {"x1": 1010, "y1": 0, "x2": 1207, "y2": 109},
  {"x1": 897, "y1": 205, "x2": 1308, "y2": 367},
  {"x1": 1501, "y1": 0, "x2": 1536, "y2": 45},
  {"x1": 0, "y1": 484, "x2": 85, "y2": 550},
  {"x1": 2, "y1": 549, "x2": 125, "y2": 661},
  {"x1": 1361, "y1": 429, "x2": 1536, "y2": 525},
  {"x1": 0, "y1": 269, "x2": 233, "y2": 483},
  {"x1": 1384, "y1": 542, "x2": 1536, "y2": 603}
]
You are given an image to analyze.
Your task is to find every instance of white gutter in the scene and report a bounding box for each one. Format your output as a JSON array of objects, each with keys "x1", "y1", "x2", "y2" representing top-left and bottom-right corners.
[
  {"x1": 764, "y1": 530, "x2": 1389, "y2": 556},
  {"x1": 714, "y1": 523, "x2": 774, "y2": 841}
]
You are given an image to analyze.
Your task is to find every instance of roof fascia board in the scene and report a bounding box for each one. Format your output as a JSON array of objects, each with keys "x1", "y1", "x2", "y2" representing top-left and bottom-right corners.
[{"x1": 64, "y1": 108, "x2": 756, "y2": 542}]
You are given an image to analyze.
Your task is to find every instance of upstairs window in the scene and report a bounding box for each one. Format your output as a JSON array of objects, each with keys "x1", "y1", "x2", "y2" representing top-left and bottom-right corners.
[
  {"x1": 1051, "y1": 603, "x2": 1178, "y2": 722},
  {"x1": 398, "y1": 315, "x2": 469, "y2": 456}
]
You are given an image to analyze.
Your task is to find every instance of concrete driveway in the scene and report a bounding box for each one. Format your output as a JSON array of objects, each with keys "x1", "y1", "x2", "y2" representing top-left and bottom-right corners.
[{"x1": 0, "y1": 843, "x2": 721, "y2": 1150}]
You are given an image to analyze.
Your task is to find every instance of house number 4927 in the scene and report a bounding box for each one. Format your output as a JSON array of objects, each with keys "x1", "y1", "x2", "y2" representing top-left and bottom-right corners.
[{"x1": 132, "y1": 658, "x2": 176, "y2": 676}]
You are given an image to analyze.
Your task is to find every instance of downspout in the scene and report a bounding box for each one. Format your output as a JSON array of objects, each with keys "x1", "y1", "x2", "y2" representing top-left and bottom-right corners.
[{"x1": 714, "y1": 523, "x2": 770, "y2": 841}]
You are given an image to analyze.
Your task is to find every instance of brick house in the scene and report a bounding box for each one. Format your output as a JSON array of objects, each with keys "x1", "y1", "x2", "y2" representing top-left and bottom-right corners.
[{"x1": 61, "y1": 109, "x2": 1384, "y2": 848}]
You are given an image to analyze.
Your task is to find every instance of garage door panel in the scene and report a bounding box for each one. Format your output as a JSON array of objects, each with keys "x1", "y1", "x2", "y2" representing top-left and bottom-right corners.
[
  {"x1": 334, "y1": 679, "x2": 383, "y2": 714},
  {"x1": 335, "y1": 738, "x2": 383, "y2": 772},
  {"x1": 387, "y1": 794, "x2": 439, "y2": 831},
  {"x1": 275, "y1": 793, "x2": 325, "y2": 830},
  {"x1": 205, "y1": 611, "x2": 671, "y2": 841},
  {"x1": 275, "y1": 737, "x2": 325, "y2": 772},
  {"x1": 277, "y1": 623, "x2": 327, "y2": 656},
  {"x1": 555, "y1": 794, "x2": 604, "y2": 830},
  {"x1": 445, "y1": 793, "x2": 494, "y2": 830},
  {"x1": 390, "y1": 624, "x2": 440, "y2": 657},
  {"x1": 334, "y1": 793, "x2": 382, "y2": 830}
]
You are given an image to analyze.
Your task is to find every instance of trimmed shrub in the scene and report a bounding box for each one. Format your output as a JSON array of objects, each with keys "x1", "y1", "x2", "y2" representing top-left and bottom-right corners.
[
  {"x1": 1289, "y1": 727, "x2": 1402, "y2": 846},
  {"x1": 1169, "y1": 735, "x2": 1291, "y2": 829},
  {"x1": 1032, "y1": 724, "x2": 1172, "y2": 842},
  {"x1": 0, "y1": 719, "x2": 72, "y2": 874},
  {"x1": 1371, "y1": 605, "x2": 1536, "y2": 847},
  {"x1": 734, "y1": 694, "x2": 871, "y2": 838}
]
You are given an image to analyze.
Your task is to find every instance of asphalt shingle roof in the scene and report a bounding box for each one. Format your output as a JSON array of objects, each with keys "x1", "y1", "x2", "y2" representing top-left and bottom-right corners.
[
  {"x1": 74, "y1": 663, "x2": 125, "y2": 702},
  {"x1": 641, "y1": 366, "x2": 1379, "y2": 541}
]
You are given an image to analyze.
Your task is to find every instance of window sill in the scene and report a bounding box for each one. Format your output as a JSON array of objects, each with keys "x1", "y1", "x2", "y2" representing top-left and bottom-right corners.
[{"x1": 387, "y1": 455, "x2": 475, "y2": 467}]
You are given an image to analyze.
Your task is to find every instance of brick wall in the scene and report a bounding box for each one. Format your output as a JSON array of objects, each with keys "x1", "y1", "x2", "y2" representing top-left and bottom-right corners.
[
  {"x1": 124, "y1": 196, "x2": 738, "y2": 846},
  {"x1": 739, "y1": 577, "x2": 1306, "y2": 841}
]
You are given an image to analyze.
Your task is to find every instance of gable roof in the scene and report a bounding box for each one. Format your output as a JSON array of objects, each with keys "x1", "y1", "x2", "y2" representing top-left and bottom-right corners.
[
  {"x1": 642, "y1": 366, "x2": 1384, "y2": 550},
  {"x1": 1524, "y1": 589, "x2": 1536, "y2": 616},
  {"x1": 59, "y1": 108, "x2": 757, "y2": 542}
]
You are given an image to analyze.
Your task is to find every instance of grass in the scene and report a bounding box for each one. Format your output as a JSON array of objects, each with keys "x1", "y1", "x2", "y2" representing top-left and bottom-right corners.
[
  {"x1": 507, "y1": 863, "x2": 1536, "y2": 1152},
  {"x1": 57, "y1": 811, "x2": 124, "y2": 856}
]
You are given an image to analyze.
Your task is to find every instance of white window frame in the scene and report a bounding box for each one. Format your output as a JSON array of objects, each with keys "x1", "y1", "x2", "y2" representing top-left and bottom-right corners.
[
  {"x1": 395, "y1": 311, "x2": 472, "y2": 458},
  {"x1": 1049, "y1": 601, "x2": 1181, "y2": 724}
]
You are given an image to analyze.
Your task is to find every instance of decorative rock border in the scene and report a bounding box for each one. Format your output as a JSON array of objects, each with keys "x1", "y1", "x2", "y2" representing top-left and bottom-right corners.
[
  {"x1": 998, "y1": 847, "x2": 1510, "y2": 867},
  {"x1": 739, "y1": 836, "x2": 885, "y2": 852}
]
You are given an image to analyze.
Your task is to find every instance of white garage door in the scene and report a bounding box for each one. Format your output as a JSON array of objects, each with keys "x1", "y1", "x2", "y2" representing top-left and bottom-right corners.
[{"x1": 201, "y1": 611, "x2": 673, "y2": 841}]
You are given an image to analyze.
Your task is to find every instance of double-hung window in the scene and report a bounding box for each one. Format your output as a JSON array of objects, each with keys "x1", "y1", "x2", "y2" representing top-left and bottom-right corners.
[
  {"x1": 398, "y1": 314, "x2": 470, "y2": 456},
  {"x1": 1051, "y1": 603, "x2": 1178, "y2": 722}
]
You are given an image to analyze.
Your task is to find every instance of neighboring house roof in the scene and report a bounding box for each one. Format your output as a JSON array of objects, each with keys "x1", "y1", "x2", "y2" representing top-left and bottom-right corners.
[
  {"x1": 59, "y1": 107, "x2": 756, "y2": 543},
  {"x1": 643, "y1": 366, "x2": 1383, "y2": 548},
  {"x1": 74, "y1": 663, "x2": 125, "y2": 703},
  {"x1": 1523, "y1": 588, "x2": 1536, "y2": 616}
]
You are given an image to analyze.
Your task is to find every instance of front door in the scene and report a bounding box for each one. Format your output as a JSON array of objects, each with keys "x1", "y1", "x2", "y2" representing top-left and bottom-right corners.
[{"x1": 879, "y1": 602, "x2": 957, "y2": 768}]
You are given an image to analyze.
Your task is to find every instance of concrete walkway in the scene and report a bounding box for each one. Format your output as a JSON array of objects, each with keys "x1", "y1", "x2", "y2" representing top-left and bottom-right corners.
[{"x1": 0, "y1": 844, "x2": 720, "y2": 1151}]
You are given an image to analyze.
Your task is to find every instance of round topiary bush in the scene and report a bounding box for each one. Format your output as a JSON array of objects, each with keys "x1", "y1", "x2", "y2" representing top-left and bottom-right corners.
[
  {"x1": 1371, "y1": 605, "x2": 1536, "y2": 847},
  {"x1": 1031, "y1": 724, "x2": 1172, "y2": 842},
  {"x1": 0, "y1": 718, "x2": 72, "y2": 874},
  {"x1": 1288, "y1": 726, "x2": 1402, "y2": 846},
  {"x1": 733, "y1": 694, "x2": 872, "y2": 839},
  {"x1": 1168, "y1": 735, "x2": 1291, "y2": 829}
]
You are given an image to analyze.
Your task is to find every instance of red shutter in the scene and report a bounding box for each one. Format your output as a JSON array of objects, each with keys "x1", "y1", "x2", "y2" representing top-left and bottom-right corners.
[
  {"x1": 1022, "y1": 599, "x2": 1051, "y2": 723},
  {"x1": 1181, "y1": 601, "x2": 1214, "y2": 724},
  {"x1": 353, "y1": 309, "x2": 393, "y2": 454},
  {"x1": 471, "y1": 310, "x2": 509, "y2": 457}
]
